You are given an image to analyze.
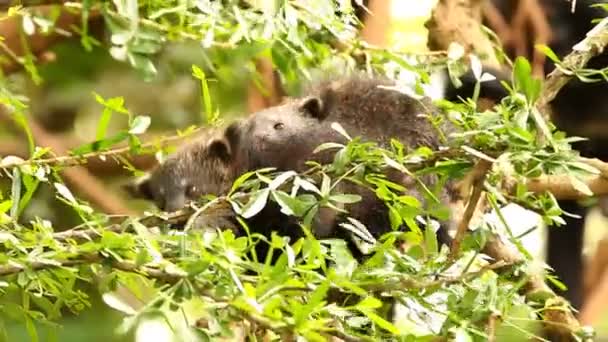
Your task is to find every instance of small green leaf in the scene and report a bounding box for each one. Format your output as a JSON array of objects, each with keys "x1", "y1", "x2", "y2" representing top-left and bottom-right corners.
[
  {"x1": 397, "y1": 195, "x2": 421, "y2": 208},
  {"x1": 24, "y1": 314, "x2": 39, "y2": 342},
  {"x1": 453, "y1": 327, "x2": 473, "y2": 342},
  {"x1": 535, "y1": 44, "x2": 560, "y2": 63},
  {"x1": 9, "y1": 168, "x2": 21, "y2": 220},
  {"x1": 513, "y1": 57, "x2": 542, "y2": 102},
  {"x1": 569, "y1": 175, "x2": 593, "y2": 196},
  {"x1": 425, "y1": 225, "x2": 438, "y2": 255},
  {"x1": 330, "y1": 122, "x2": 351, "y2": 140},
  {"x1": 360, "y1": 310, "x2": 399, "y2": 335},
  {"x1": 295, "y1": 281, "x2": 329, "y2": 327},
  {"x1": 192, "y1": 65, "x2": 214, "y2": 125},
  {"x1": 567, "y1": 161, "x2": 600, "y2": 175},
  {"x1": 355, "y1": 296, "x2": 382, "y2": 310},
  {"x1": 313, "y1": 142, "x2": 344, "y2": 154},
  {"x1": 329, "y1": 194, "x2": 361, "y2": 204},
  {"x1": 96, "y1": 106, "x2": 113, "y2": 140},
  {"x1": 70, "y1": 131, "x2": 130, "y2": 155},
  {"x1": 321, "y1": 174, "x2": 331, "y2": 195},
  {"x1": 0, "y1": 200, "x2": 12, "y2": 214},
  {"x1": 127, "y1": 52, "x2": 157, "y2": 81},
  {"x1": 230, "y1": 170, "x2": 257, "y2": 194},
  {"x1": 240, "y1": 189, "x2": 270, "y2": 218},
  {"x1": 269, "y1": 171, "x2": 297, "y2": 190},
  {"x1": 272, "y1": 190, "x2": 309, "y2": 217},
  {"x1": 129, "y1": 115, "x2": 151, "y2": 134},
  {"x1": 294, "y1": 177, "x2": 321, "y2": 195},
  {"x1": 102, "y1": 292, "x2": 138, "y2": 315}
]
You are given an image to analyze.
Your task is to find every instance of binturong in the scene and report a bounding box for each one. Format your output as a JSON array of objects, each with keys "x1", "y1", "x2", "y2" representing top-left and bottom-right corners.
[{"x1": 125, "y1": 70, "x2": 509, "y2": 258}]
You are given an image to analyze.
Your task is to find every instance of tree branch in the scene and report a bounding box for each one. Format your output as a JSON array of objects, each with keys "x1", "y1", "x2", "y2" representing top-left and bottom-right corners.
[
  {"x1": 0, "y1": 124, "x2": 199, "y2": 170},
  {"x1": 450, "y1": 159, "x2": 492, "y2": 258},
  {"x1": 481, "y1": 233, "x2": 581, "y2": 339},
  {"x1": 537, "y1": 16, "x2": 608, "y2": 118},
  {"x1": 425, "y1": 0, "x2": 592, "y2": 338},
  {"x1": 425, "y1": 0, "x2": 500, "y2": 68}
]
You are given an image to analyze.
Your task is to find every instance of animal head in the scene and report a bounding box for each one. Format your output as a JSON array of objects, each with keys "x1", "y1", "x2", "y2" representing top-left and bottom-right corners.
[
  {"x1": 235, "y1": 92, "x2": 344, "y2": 169},
  {"x1": 124, "y1": 128, "x2": 241, "y2": 212}
]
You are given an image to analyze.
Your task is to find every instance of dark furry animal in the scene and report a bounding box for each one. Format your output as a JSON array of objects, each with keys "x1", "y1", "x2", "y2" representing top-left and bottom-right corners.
[
  {"x1": 487, "y1": 0, "x2": 608, "y2": 310},
  {"x1": 125, "y1": 74, "x2": 492, "y2": 260},
  {"x1": 233, "y1": 75, "x2": 456, "y2": 249},
  {"x1": 125, "y1": 69, "x2": 509, "y2": 263}
]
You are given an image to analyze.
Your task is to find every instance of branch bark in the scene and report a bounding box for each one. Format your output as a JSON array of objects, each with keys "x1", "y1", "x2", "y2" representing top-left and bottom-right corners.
[
  {"x1": 537, "y1": 17, "x2": 608, "y2": 118},
  {"x1": 450, "y1": 159, "x2": 492, "y2": 258},
  {"x1": 426, "y1": 0, "x2": 500, "y2": 68}
]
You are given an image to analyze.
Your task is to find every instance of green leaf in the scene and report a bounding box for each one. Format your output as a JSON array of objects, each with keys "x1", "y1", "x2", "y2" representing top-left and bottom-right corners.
[
  {"x1": 96, "y1": 105, "x2": 113, "y2": 140},
  {"x1": 240, "y1": 189, "x2": 270, "y2": 218},
  {"x1": 24, "y1": 314, "x2": 39, "y2": 342},
  {"x1": 9, "y1": 168, "x2": 21, "y2": 220},
  {"x1": 383, "y1": 154, "x2": 409, "y2": 174},
  {"x1": 397, "y1": 195, "x2": 421, "y2": 208},
  {"x1": 355, "y1": 296, "x2": 382, "y2": 310},
  {"x1": 509, "y1": 126, "x2": 534, "y2": 143},
  {"x1": 295, "y1": 281, "x2": 329, "y2": 327},
  {"x1": 0, "y1": 200, "x2": 12, "y2": 214},
  {"x1": 313, "y1": 142, "x2": 344, "y2": 154},
  {"x1": 127, "y1": 52, "x2": 157, "y2": 81},
  {"x1": 12, "y1": 112, "x2": 35, "y2": 155},
  {"x1": 513, "y1": 57, "x2": 542, "y2": 103},
  {"x1": 230, "y1": 170, "x2": 257, "y2": 194},
  {"x1": 129, "y1": 115, "x2": 151, "y2": 135},
  {"x1": 70, "y1": 131, "x2": 130, "y2": 155},
  {"x1": 272, "y1": 190, "x2": 310, "y2": 217},
  {"x1": 452, "y1": 327, "x2": 473, "y2": 342},
  {"x1": 294, "y1": 177, "x2": 321, "y2": 195},
  {"x1": 321, "y1": 174, "x2": 331, "y2": 196},
  {"x1": 535, "y1": 44, "x2": 560, "y2": 63},
  {"x1": 360, "y1": 310, "x2": 399, "y2": 335},
  {"x1": 567, "y1": 161, "x2": 600, "y2": 175},
  {"x1": 330, "y1": 122, "x2": 351, "y2": 140},
  {"x1": 269, "y1": 171, "x2": 297, "y2": 190},
  {"x1": 425, "y1": 224, "x2": 439, "y2": 255},
  {"x1": 17, "y1": 173, "x2": 39, "y2": 215},
  {"x1": 329, "y1": 194, "x2": 361, "y2": 204},
  {"x1": 54, "y1": 182, "x2": 77, "y2": 204},
  {"x1": 192, "y1": 65, "x2": 214, "y2": 125},
  {"x1": 569, "y1": 175, "x2": 593, "y2": 196},
  {"x1": 339, "y1": 217, "x2": 376, "y2": 244}
]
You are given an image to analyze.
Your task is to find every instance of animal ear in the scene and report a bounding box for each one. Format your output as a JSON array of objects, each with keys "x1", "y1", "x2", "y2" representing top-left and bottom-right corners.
[
  {"x1": 299, "y1": 96, "x2": 328, "y2": 120},
  {"x1": 224, "y1": 121, "x2": 241, "y2": 151},
  {"x1": 123, "y1": 174, "x2": 154, "y2": 200},
  {"x1": 208, "y1": 138, "x2": 233, "y2": 162}
]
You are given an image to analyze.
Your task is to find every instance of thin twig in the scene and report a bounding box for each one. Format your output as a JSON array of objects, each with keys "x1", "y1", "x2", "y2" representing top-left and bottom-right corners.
[
  {"x1": 0, "y1": 127, "x2": 200, "y2": 170},
  {"x1": 0, "y1": 252, "x2": 184, "y2": 283},
  {"x1": 487, "y1": 313, "x2": 499, "y2": 342},
  {"x1": 363, "y1": 260, "x2": 513, "y2": 292},
  {"x1": 450, "y1": 159, "x2": 492, "y2": 258}
]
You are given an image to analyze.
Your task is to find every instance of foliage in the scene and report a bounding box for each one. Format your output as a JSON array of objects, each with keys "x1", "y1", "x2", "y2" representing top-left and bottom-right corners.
[{"x1": 0, "y1": 1, "x2": 602, "y2": 341}]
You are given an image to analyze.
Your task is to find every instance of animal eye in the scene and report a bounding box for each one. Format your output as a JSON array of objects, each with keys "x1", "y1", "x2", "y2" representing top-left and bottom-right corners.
[
  {"x1": 186, "y1": 185, "x2": 198, "y2": 197},
  {"x1": 273, "y1": 122, "x2": 284, "y2": 130}
]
